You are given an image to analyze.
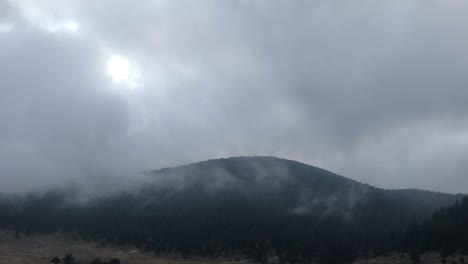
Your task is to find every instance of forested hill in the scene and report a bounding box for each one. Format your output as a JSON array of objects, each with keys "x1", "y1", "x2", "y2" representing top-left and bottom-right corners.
[
  {"x1": 0, "y1": 156, "x2": 463, "y2": 263},
  {"x1": 148, "y1": 156, "x2": 461, "y2": 228},
  {"x1": 397, "y1": 196, "x2": 468, "y2": 259}
]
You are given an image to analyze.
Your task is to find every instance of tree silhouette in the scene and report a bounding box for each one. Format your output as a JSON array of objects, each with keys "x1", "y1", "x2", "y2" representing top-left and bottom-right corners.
[
  {"x1": 50, "y1": 256, "x2": 61, "y2": 264},
  {"x1": 62, "y1": 253, "x2": 75, "y2": 264},
  {"x1": 109, "y1": 258, "x2": 121, "y2": 264},
  {"x1": 90, "y1": 258, "x2": 102, "y2": 264}
]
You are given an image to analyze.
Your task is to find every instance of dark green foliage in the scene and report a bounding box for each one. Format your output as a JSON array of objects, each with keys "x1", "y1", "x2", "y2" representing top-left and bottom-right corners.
[
  {"x1": 0, "y1": 157, "x2": 463, "y2": 264},
  {"x1": 410, "y1": 248, "x2": 420, "y2": 264},
  {"x1": 441, "y1": 256, "x2": 447, "y2": 264},
  {"x1": 51, "y1": 256, "x2": 61, "y2": 264},
  {"x1": 395, "y1": 196, "x2": 468, "y2": 256},
  {"x1": 62, "y1": 253, "x2": 75, "y2": 264},
  {"x1": 108, "y1": 258, "x2": 120, "y2": 264},
  {"x1": 90, "y1": 258, "x2": 102, "y2": 264},
  {"x1": 90, "y1": 258, "x2": 118, "y2": 264}
]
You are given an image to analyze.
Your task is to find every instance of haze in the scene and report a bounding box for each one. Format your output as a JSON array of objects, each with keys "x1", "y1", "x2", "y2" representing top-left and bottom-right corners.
[{"x1": 1, "y1": 0, "x2": 468, "y2": 193}]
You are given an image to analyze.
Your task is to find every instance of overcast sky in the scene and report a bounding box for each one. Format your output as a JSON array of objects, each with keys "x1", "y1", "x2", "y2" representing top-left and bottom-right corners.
[{"x1": 1, "y1": 0, "x2": 468, "y2": 193}]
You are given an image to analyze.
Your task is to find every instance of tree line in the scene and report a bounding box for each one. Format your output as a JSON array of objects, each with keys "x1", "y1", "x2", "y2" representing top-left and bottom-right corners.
[{"x1": 0, "y1": 157, "x2": 465, "y2": 264}]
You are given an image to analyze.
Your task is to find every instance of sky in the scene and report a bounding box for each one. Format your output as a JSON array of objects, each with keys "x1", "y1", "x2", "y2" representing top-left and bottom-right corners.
[{"x1": 1, "y1": 0, "x2": 468, "y2": 193}]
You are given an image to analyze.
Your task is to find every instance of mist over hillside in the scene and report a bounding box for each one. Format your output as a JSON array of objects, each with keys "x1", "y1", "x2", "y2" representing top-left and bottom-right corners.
[{"x1": 0, "y1": 157, "x2": 464, "y2": 263}]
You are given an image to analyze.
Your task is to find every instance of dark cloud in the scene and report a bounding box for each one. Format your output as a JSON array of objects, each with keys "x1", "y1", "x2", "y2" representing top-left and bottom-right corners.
[{"x1": 1, "y1": 0, "x2": 468, "y2": 193}]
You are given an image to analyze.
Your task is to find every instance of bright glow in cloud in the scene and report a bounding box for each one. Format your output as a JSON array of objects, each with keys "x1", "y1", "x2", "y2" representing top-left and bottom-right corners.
[
  {"x1": 106, "y1": 55, "x2": 142, "y2": 89},
  {"x1": 7, "y1": 0, "x2": 80, "y2": 33},
  {"x1": 107, "y1": 55, "x2": 130, "y2": 83},
  {"x1": 64, "y1": 21, "x2": 79, "y2": 32}
]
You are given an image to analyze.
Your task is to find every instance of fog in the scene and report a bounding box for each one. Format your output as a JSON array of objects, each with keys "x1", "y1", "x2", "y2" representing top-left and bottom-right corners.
[{"x1": 1, "y1": 0, "x2": 468, "y2": 193}]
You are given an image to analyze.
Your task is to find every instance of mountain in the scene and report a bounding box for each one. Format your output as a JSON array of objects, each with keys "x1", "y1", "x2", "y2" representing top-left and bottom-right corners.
[{"x1": 0, "y1": 156, "x2": 463, "y2": 263}]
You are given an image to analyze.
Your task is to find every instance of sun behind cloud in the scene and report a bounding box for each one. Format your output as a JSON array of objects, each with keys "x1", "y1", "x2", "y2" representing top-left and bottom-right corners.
[
  {"x1": 107, "y1": 55, "x2": 130, "y2": 83},
  {"x1": 106, "y1": 54, "x2": 142, "y2": 89}
]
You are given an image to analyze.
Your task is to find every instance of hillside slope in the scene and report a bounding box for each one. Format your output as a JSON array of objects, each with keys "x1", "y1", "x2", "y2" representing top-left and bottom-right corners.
[{"x1": 0, "y1": 156, "x2": 462, "y2": 263}]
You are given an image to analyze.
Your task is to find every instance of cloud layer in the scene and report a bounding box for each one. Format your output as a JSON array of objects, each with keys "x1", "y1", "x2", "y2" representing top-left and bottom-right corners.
[{"x1": 1, "y1": 0, "x2": 468, "y2": 193}]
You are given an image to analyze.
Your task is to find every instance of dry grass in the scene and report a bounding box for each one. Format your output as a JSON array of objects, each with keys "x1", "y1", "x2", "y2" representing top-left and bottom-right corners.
[
  {"x1": 0, "y1": 230, "x2": 251, "y2": 264},
  {"x1": 353, "y1": 252, "x2": 467, "y2": 264},
  {"x1": 2, "y1": 230, "x2": 465, "y2": 264}
]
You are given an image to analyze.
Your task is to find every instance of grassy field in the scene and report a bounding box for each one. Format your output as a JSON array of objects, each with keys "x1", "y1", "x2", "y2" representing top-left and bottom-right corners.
[
  {"x1": 353, "y1": 252, "x2": 467, "y2": 264},
  {"x1": 0, "y1": 230, "x2": 250, "y2": 264},
  {"x1": 1, "y1": 230, "x2": 465, "y2": 264}
]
